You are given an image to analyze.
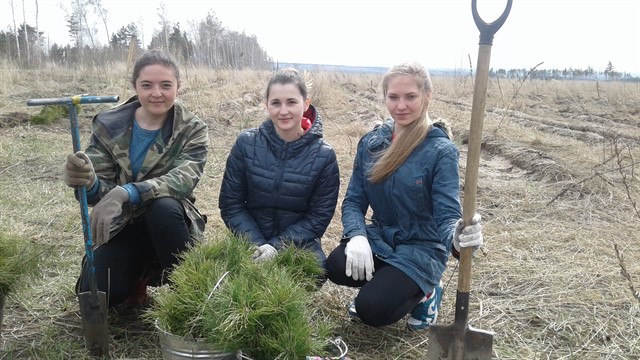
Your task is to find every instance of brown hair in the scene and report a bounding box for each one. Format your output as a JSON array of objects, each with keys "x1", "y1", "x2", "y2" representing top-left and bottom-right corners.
[
  {"x1": 131, "y1": 49, "x2": 181, "y2": 87},
  {"x1": 368, "y1": 62, "x2": 433, "y2": 183},
  {"x1": 264, "y1": 68, "x2": 308, "y2": 101}
]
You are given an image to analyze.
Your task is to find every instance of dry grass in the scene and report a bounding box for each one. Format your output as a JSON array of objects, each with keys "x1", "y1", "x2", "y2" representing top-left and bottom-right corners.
[{"x1": 0, "y1": 64, "x2": 638, "y2": 359}]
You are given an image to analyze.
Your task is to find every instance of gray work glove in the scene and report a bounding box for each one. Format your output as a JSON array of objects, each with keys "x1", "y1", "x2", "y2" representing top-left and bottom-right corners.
[
  {"x1": 252, "y1": 244, "x2": 278, "y2": 262},
  {"x1": 345, "y1": 235, "x2": 374, "y2": 281},
  {"x1": 90, "y1": 186, "x2": 129, "y2": 246},
  {"x1": 63, "y1": 151, "x2": 96, "y2": 188},
  {"x1": 453, "y1": 213, "x2": 483, "y2": 254}
]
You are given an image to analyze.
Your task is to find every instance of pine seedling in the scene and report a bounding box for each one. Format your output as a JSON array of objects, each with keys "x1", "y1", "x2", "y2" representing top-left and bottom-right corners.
[{"x1": 0, "y1": 232, "x2": 40, "y2": 297}]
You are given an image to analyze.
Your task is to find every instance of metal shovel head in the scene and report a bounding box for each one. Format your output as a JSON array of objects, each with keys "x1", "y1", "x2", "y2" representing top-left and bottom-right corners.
[
  {"x1": 78, "y1": 290, "x2": 109, "y2": 357},
  {"x1": 427, "y1": 323, "x2": 494, "y2": 360}
]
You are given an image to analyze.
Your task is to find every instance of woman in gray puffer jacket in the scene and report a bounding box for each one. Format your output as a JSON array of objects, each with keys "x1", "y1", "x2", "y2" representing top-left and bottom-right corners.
[{"x1": 219, "y1": 69, "x2": 340, "y2": 270}]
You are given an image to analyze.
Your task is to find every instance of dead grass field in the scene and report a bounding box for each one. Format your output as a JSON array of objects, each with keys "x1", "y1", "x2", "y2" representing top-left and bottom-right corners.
[{"x1": 0, "y1": 61, "x2": 639, "y2": 359}]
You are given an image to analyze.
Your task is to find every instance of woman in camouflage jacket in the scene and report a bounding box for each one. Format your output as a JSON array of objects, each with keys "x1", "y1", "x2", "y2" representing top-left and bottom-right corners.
[{"x1": 63, "y1": 50, "x2": 209, "y2": 307}]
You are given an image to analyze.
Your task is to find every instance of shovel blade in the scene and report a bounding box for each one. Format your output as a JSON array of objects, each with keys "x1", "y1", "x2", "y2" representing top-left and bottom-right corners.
[
  {"x1": 78, "y1": 290, "x2": 109, "y2": 357},
  {"x1": 427, "y1": 323, "x2": 494, "y2": 360}
]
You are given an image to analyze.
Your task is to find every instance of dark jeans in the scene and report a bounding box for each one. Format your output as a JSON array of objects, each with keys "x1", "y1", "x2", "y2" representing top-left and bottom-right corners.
[
  {"x1": 326, "y1": 243, "x2": 426, "y2": 327},
  {"x1": 77, "y1": 197, "x2": 193, "y2": 307}
]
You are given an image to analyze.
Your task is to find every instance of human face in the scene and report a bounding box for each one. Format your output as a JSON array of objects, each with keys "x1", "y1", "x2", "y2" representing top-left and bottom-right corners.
[
  {"x1": 134, "y1": 64, "x2": 179, "y2": 124},
  {"x1": 385, "y1": 75, "x2": 430, "y2": 132},
  {"x1": 266, "y1": 83, "x2": 310, "y2": 142}
]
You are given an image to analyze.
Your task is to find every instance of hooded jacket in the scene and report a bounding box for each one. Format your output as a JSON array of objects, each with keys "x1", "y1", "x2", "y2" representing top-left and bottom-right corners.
[
  {"x1": 84, "y1": 96, "x2": 209, "y2": 242},
  {"x1": 341, "y1": 119, "x2": 461, "y2": 294},
  {"x1": 219, "y1": 105, "x2": 340, "y2": 261}
]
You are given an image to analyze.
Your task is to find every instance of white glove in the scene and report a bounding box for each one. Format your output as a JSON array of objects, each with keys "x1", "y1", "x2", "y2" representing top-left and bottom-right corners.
[
  {"x1": 252, "y1": 244, "x2": 277, "y2": 262},
  {"x1": 453, "y1": 213, "x2": 483, "y2": 253},
  {"x1": 345, "y1": 235, "x2": 374, "y2": 281}
]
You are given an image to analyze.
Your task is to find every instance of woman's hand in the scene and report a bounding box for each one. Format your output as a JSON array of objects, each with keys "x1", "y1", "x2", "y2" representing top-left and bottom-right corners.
[
  {"x1": 90, "y1": 186, "x2": 129, "y2": 246},
  {"x1": 453, "y1": 213, "x2": 483, "y2": 253},
  {"x1": 345, "y1": 235, "x2": 374, "y2": 281},
  {"x1": 252, "y1": 244, "x2": 277, "y2": 262},
  {"x1": 63, "y1": 151, "x2": 96, "y2": 188}
]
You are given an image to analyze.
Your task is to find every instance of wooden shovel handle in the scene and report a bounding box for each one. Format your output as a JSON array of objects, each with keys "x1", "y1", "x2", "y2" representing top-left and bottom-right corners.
[{"x1": 459, "y1": 0, "x2": 512, "y2": 294}]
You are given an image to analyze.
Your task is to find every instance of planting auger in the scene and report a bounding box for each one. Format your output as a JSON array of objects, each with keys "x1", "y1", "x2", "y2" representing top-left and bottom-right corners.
[
  {"x1": 27, "y1": 95, "x2": 119, "y2": 357},
  {"x1": 426, "y1": 0, "x2": 512, "y2": 359}
]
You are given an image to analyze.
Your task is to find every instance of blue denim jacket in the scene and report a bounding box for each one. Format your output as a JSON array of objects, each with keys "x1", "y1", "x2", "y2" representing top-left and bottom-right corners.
[{"x1": 341, "y1": 119, "x2": 461, "y2": 294}]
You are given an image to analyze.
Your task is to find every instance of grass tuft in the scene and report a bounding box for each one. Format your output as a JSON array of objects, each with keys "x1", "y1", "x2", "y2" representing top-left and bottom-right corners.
[
  {"x1": 30, "y1": 104, "x2": 81, "y2": 125},
  {"x1": 0, "y1": 231, "x2": 40, "y2": 297}
]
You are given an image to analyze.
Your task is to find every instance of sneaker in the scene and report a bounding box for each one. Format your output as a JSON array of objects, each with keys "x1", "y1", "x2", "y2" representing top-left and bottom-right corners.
[
  {"x1": 406, "y1": 281, "x2": 443, "y2": 331},
  {"x1": 347, "y1": 297, "x2": 360, "y2": 321}
]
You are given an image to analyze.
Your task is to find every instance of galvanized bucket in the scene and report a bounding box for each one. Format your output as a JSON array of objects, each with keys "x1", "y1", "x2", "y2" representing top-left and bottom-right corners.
[{"x1": 155, "y1": 321, "x2": 238, "y2": 360}]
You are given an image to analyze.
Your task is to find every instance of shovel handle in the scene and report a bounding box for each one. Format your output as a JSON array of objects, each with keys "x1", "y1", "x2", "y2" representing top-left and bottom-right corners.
[
  {"x1": 472, "y1": 0, "x2": 513, "y2": 45},
  {"x1": 27, "y1": 95, "x2": 119, "y2": 302},
  {"x1": 459, "y1": 0, "x2": 511, "y2": 295}
]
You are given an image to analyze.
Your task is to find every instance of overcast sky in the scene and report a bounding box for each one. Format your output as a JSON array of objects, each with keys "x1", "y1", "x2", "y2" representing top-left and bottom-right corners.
[{"x1": 2, "y1": 0, "x2": 639, "y2": 73}]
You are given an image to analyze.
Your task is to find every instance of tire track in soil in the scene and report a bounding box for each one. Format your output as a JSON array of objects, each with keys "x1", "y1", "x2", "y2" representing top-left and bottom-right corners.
[
  {"x1": 438, "y1": 97, "x2": 640, "y2": 146},
  {"x1": 344, "y1": 90, "x2": 571, "y2": 186}
]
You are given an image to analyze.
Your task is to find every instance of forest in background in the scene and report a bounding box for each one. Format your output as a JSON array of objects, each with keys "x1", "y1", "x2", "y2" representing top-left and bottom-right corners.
[
  {"x1": 1, "y1": 0, "x2": 272, "y2": 69},
  {"x1": 1, "y1": 0, "x2": 638, "y2": 82}
]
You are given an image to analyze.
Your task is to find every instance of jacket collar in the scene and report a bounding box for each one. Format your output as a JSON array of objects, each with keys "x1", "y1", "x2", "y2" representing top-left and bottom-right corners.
[
  {"x1": 260, "y1": 104, "x2": 323, "y2": 152},
  {"x1": 92, "y1": 96, "x2": 194, "y2": 180}
]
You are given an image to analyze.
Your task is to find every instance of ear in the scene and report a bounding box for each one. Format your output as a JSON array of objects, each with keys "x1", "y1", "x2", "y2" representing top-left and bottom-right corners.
[{"x1": 304, "y1": 98, "x2": 311, "y2": 111}]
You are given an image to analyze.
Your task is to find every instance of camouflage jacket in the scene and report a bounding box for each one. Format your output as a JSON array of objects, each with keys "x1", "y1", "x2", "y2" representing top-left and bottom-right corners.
[{"x1": 84, "y1": 96, "x2": 209, "y2": 242}]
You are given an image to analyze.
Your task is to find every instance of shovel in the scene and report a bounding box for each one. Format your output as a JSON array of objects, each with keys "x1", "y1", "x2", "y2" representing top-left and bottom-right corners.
[
  {"x1": 426, "y1": 1, "x2": 512, "y2": 359},
  {"x1": 27, "y1": 95, "x2": 119, "y2": 357}
]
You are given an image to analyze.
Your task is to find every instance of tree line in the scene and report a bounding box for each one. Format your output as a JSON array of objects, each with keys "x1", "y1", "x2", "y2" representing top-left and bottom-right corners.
[
  {"x1": 491, "y1": 61, "x2": 636, "y2": 81},
  {"x1": 1, "y1": 0, "x2": 272, "y2": 69},
  {"x1": 2, "y1": 1, "x2": 637, "y2": 80}
]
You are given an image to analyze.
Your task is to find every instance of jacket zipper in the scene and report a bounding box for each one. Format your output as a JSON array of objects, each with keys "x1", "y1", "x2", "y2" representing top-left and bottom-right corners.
[{"x1": 271, "y1": 142, "x2": 288, "y2": 236}]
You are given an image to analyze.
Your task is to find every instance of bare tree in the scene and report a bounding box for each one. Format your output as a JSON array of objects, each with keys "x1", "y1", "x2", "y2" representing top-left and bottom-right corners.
[
  {"x1": 157, "y1": 2, "x2": 170, "y2": 50},
  {"x1": 21, "y1": 0, "x2": 31, "y2": 62},
  {"x1": 138, "y1": 16, "x2": 145, "y2": 48},
  {"x1": 35, "y1": 0, "x2": 40, "y2": 64},
  {"x1": 80, "y1": 2, "x2": 96, "y2": 48},
  {"x1": 89, "y1": 0, "x2": 110, "y2": 46},
  {"x1": 10, "y1": 0, "x2": 21, "y2": 61}
]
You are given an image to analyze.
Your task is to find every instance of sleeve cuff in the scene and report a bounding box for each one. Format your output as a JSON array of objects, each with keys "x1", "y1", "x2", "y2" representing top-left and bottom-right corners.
[
  {"x1": 451, "y1": 246, "x2": 460, "y2": 260},
  {"x1": 86, "y1": 178, "x2": 100, "y2": 197},
  {"x1": 121, "y1": 183, "x2": 141, "y2": 205}
]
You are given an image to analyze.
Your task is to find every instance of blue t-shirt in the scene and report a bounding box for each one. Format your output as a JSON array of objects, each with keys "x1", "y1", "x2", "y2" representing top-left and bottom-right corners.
[
  {"x1": 130, "y1": 120, "x2": 160, "y2": 179},
  {"x1": 122, "y1": 120, "x2": 160, "y2": 205}
]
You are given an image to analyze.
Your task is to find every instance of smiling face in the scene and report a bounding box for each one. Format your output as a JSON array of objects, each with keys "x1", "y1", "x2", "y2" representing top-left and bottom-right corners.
[
  {"x1": 134, "y1": 64, "x2": 179, "y2": 125},
  {"x1": 384, "y1": 74, "x2": 431, "y2": 133},
  {"x1": 266, "y1": 83, "x2": 310, "y2": 142}
]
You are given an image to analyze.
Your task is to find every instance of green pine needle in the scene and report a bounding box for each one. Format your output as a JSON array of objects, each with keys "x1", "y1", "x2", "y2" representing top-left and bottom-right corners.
[
  {"x1": 146, "y1": 230, "x2": 333, "y2": 359},
  {"x1": 0, "y1": 232, "x2": 40, "y2": 297}
]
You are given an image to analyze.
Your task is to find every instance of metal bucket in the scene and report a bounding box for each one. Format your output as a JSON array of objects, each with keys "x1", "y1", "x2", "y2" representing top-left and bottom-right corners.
[{"x1": 156, "y1": 321, "x2": 238, "y2": 360}]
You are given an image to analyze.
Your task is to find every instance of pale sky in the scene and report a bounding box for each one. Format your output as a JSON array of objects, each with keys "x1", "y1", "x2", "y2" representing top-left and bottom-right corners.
[{"x1": 2, "y1": 0, "x2": 639, "y2": 74}]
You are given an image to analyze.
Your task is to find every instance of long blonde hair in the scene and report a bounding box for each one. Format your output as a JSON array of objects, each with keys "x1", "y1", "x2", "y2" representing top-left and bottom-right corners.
[{"x1": 368, "y1": 63, "x2": 433, "y2": 183}]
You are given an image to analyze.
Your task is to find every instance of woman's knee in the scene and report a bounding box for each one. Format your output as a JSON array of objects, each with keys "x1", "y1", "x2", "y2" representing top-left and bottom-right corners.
[
  {"x1": 355, "y1": 294, "x2": 396, "y2": 327},
  {"x1": 145, "y1": 197, "x2": 183, "y2": 219},
  {"x1": 325, "y1": 245, "x2": 348, "y2": 283}
]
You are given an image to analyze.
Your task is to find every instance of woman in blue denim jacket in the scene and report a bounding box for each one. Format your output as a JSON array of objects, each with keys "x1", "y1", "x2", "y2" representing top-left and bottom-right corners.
[{"x1": 326, "y1": 63, "x2": 484, "y2": 330}]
